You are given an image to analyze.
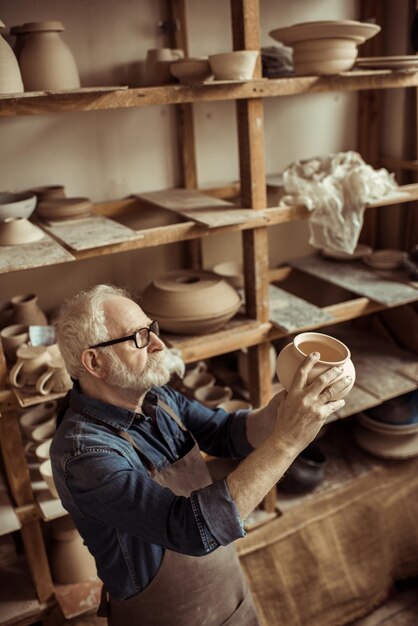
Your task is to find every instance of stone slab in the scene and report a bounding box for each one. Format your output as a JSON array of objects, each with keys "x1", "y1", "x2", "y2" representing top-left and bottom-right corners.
[
  {"x1": 0, "y1": 231, "x2": 74, "y2": 274},
  {"x1": 268, "y1": 284, "x2": 333, "y2": 332}
]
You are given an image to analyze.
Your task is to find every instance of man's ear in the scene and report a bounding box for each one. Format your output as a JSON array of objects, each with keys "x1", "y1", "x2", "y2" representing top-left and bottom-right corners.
[{"x1": 81, "y1": 349, "x2": 107, "y2": 379}]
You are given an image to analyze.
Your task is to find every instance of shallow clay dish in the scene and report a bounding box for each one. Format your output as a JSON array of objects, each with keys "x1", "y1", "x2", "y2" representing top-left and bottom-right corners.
[
  {"x1": 269, "y1": 20, "x2": 381, "y2": 45},
  {"x1": 36, "y1": 197, "x2": 93, "y2": 221},
  {"x1": 0, "y1": 192, "x2": 37, "y2": 220},
  {"x1": 363, "y1": 249, "x2": 407, "y2": 269},
  {"x1": 354, "y1": 423, "x2": 418, "y2": 459},
  {"x1": 0, "y1": 217, "x2": 44, "y2": 245}
]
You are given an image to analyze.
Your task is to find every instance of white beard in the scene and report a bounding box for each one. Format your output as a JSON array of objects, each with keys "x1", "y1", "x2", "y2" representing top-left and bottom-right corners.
[{"x1": 105, "y1": 349, "x2": 170, "y2": 395}]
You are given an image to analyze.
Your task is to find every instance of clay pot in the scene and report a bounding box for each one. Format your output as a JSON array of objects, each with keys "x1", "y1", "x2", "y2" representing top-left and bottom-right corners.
[
  {"x1": 0, "y1": 324, "x2": 29, "y2": 364},
  {"x1": 35, "y1": 437, "x2": 52, "y2": 462},
  {"x1": 9, "y1": 344, "x2": 52, "y2": 388},
  {"x1": 19, "y1": 21, "x2": 80, "y2": 91},
  {"x1": 145, "y1": 48, "x2": 184, "y2": 85},
  {"x1": 19, "y1": 402, "x2": 57, "y2": 439},
  {"x1": 0, "y1": 20, "x2": 24, "y2": 94},
  {"x1": 0, "y1": 217, "x2": 44, "y2": 245},
  {"x1": 36, "y1": 362, "x2": 73, "y2": 395},
  {"x1": 31, "y1": 415, "x2": 56, "y2": 443},
  {"x1": 276, "y1": 331, "x2": 355, "y2": 400},
  {"x1": 278, "y1": 444, "x2": 327, "y2": 494},
  {"x1": 194, "y1": 385, "x2": 233, "y2": 408},
  {"x1": 30, "y1": 185, "x2": 66, "y2": 202},
  {"x1": 208, "y1": 50, "x2": 259, "y2": 80},
  {"x1": 49, "y1": 516, "x2": 97, "y2": 583},
  {"x1": 142, "y1": 270, "x2": 242, "y2": 335},
  {"x1": 39, "y1": 459, "x2": 59, "y2": 498},
  {"x1": 211, "y1": 261, "x2": 244, "y2": 289},
  {"x1": 170, "y1": 57, "x2": 212, "y2": 84},
  {"x1": 238, "y1": 344, "x2": 277, "y2": 385},
  {"x1": 11, "y1": 293, "x2": 48, "y2": 326},
  {"x1": 36, "y1": 197, "x2": 92, "y2": 221},
  {"x1": 0, "y1": 192, "x2": 37, "y2": 220}
]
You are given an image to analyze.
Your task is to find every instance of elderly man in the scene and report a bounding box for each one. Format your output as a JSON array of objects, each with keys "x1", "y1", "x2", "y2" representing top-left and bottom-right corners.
[{"x1": 50, "y1": 284, "x2": 350, "y2": 626}]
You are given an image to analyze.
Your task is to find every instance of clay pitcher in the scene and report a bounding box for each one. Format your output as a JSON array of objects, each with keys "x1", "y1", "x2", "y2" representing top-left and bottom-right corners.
[
  {"x1": 11, "y1": 293, "x2": 48, "y2": 326},
  {"x1": 0, "y1": 20, "x2": 24, "y2": 94}
]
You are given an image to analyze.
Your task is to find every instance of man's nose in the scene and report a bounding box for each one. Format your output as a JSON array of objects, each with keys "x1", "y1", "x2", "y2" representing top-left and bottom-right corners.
[{"x1": 148, "y1": 331, "x2": 165, "y2": 352}]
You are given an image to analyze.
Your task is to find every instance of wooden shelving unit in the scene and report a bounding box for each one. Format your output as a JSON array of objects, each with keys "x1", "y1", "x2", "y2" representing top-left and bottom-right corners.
[{"x1": 0, "y1": 1, "x2": 417, "y2": 623}]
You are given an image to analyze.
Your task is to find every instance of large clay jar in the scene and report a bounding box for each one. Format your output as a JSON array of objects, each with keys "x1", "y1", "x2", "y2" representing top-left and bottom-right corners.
[
  {"x1": 11, "y1": 293, "x2": 48, "y2": 326},
  {"x1": 278, "y1": 444, "x2": 327, "y2": 494},
  {"x1": 19, "y1": 21, "x2": 80, "y2": 91},
  {"x1": 0, "y1": 20, "x2": 24, "y2": 94},
  {"x1": 276, "y1": 331, "x2": 355, "y2": 400},
  {"x1": 49, "y1": 516, "x2": 97, "y2": 584}
]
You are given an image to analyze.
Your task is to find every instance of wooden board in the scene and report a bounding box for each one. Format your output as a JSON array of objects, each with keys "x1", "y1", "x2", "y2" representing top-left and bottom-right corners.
[
  {"x1": 137, "y1": 188, "x2": 260, "y2": 228},
  {"x1": 268, "y1": 284, "x2": 333, "y2": 332},
  {"x1": 289, "y1": 255, "x2": 418, "y2": 306},
  {"x1": 41, "y1": 215, "x2": 143, "y2": 251},
  {"x1": 54, "y1": 579, "x2": 102, "y2": 619},
  {"x1": 13, "y1": 387, "x2": 67, "y2": 409},
  {"x1": 35, "y1": 491, "x2": 67, "y2": 522},
  {"x1": 333, "y1": 384, "x2": 381, "y2": 420},
  {"x1": 0, "y1": 473, "x2": 21, "y2": 537},
  {"x1": 0, "y1": 231, "x2": 74, "y2": 274}
]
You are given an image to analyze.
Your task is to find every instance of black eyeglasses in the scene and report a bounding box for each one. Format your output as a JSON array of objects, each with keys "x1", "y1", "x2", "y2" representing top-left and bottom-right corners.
[{"x1": 89, "y1": 321, "x2": 160, "y2": 350}]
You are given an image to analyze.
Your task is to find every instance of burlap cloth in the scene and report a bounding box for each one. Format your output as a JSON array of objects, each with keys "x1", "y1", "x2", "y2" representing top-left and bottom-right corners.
[{"x1": 236, "y1": 456, "x2": 418, "y2": 626}]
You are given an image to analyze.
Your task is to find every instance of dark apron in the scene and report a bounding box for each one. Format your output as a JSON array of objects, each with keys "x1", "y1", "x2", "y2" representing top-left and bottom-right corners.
[{"x1": 97, "y1": 399, "x2": 259, "y2": 626}]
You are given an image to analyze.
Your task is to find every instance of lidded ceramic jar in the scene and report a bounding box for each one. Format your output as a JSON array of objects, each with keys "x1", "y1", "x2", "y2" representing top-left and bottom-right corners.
[
  {"x1": 142, "y1": 270, "x2": 242, "y2": 335},
  {"x1": 276, "y1": 331, "x2": 355, "y2": 400},
  {"x1": 18, "y1": 21, "x2": 80, "y2": 91},
  {"x1": 11, "y1": 293, "x2": 48, "y2": 326},
  {"x1": 49, "y1": 516, "x2": 97, "y2": 584},
  {"x1": 0, "y1": 20, "x2": 24, "y2": 94}
]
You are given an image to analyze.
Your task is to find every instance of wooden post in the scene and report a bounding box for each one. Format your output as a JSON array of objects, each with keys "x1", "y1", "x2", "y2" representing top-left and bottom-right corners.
[{"x1": 231, "y1": 0, "x2": 276, "y2": 512}]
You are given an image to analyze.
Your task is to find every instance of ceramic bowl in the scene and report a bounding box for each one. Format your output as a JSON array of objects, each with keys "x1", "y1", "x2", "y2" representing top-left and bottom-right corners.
[
  {"x1": 293, "y1": 56, "x2": 357, "y2": 76},
  {"x1": 0, "y1": 217, "x2": 44, "y2": 245},
  {"x1": 209, "y1": 50, "x2": 259, "y2": 80},
  {"x1": 35, "y1": 437, "x2": 53, "y2": 461},
  {"x1": 154, "y1": 305, "x2": 241, "y2": 335},
  {"x1": 211, "y1": 261, "x2": 244, "y2": 288},
  {"x1": 36, "y1": 197, "x2": 92, "y2": 221},
  {"x1": 354, "y1": 423, "x2": 418, "y2": 460},
  {"x1": 269, "y1": 20, "x2": 381, "y2": 46},
  {"x1": 170, "y1": 57, "x2": 212, "y2": 84},
  {"x1": 0, "y1": 192, "x2": 37, "y2": 220},
  {"x1": 30, "y1": 185, "x2": 66, "y2": 201}
]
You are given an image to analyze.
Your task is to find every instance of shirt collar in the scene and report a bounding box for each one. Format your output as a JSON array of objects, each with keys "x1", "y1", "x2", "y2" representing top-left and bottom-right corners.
[{"x1": 69, "y1": 383, "x2": 159, "y2": 431}]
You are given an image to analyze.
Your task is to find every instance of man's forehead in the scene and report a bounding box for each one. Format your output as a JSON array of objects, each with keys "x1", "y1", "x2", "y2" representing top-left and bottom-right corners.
[{"x1": 104, "y1": 296, "x2": 148, "y2": 327}]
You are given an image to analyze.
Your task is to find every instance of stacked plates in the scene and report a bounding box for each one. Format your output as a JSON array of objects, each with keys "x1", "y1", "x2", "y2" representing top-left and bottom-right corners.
[
  {"x1": 355, "y1": 411, "x2": 418, "y2": 460},
  {"x1": 269, "y1": 20, "x2": 380, "y2": 76},
  {"x1": 363, "y1": 249, "x2": 406, "y2": 270},
  {"x1": 356, "y1": 56, "x2": 418, "y2": 70}
]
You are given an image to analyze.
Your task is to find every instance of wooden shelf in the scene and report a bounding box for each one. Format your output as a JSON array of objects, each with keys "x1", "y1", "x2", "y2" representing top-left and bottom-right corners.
[{"x1": 1, "y1": 69, "x2": 418, "y2": 118}]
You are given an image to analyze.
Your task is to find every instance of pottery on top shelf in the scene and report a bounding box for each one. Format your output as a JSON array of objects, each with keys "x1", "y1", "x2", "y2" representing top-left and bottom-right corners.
[
  {"x1": 0, "y1": 20, "x2": 24, "y2": 94},
  {"x1": 0, "y1": 192, "x2": 37, "y2": 220},
  {"x1": 18, "y1": 21, "x2": 81, "y2": 91},
  {"x1": 0, "y1": 217, "x2": 44, "y2": 245},
  {"x1": 269, "y1": 20, "x2": 381, "y2": 76},
  {"x1": 36, "y1": 197, "x2": 93, "y2": 221},
  {"x1": 145, "y1": 48, "x2": 184, "y2": 86},
  {"x1": 30, "y1": 185, "x2": 66, "y2": 202},
  {"x1": 211, "y1": 261, "x2": 244, "y2": 288},
  {"x1": 276, "y1": 331, "x2": 355, "y2": 400},
  {"x1": 170, "y1": 57, "x2": 212, "y2": 84},
  {"x1": 208, "y1": 50, "x2": 259, "y2": 80},
  {"x1": 10, "y1": 293, "x2": 48, "y2": 326},
  {"x1": 141, "y1": 269, "x2": 242, "y2": 335}
]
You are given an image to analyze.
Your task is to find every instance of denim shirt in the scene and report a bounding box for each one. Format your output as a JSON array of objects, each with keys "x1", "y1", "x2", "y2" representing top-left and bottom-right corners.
[{"x1": 50, "y1": 384, "x2": 253, "y2": 600}]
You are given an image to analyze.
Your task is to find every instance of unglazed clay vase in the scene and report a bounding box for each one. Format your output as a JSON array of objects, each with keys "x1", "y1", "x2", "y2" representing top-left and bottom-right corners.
[
  {"x1": 9, "y1": 344, "x2": 52, "y2": 388},
  {"x1": 0, "y1": 217, "x2": 44, "y2": 245},
  {"x1": 142, "y1": 270, "x2": 242, "y2": 335},
  {"x1": 208, "y1": 50, "x2": 259, "y2": 80},
  {"x1": 11, "y1": 293, "x2": 48, "y2": 326},
  {"x1": 276, "y1": 331, "x2": 355, "y2": 400},
  {"x1": 0, "y1": 324, "x2": 29, "y2": 364},
  {"x1": 278, "y1": 444, "x2": 327, "y2": 494},
  {"x1": 19, "y1": 21, "x2": 81, "y2": 91},
  {"x1": 0, "y1": 20, "x2": 24, "y2": 94},
  {"x1": 49, "y1": 516, "x2": 97, "y2": 583}
]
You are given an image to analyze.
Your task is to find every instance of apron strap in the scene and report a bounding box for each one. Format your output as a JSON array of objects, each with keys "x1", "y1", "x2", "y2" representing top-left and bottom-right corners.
[{"x1": 157, "y1": 398, "x2": 187, "y2": 431}]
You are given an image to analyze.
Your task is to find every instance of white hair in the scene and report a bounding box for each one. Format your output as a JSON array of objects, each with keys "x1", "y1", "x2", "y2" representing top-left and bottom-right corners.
[{"x1": 55, "y1": 284, "x2": 131, "y2": 379}]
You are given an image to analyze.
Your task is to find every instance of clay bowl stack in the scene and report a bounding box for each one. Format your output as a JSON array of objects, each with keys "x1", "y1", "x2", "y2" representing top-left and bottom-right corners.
[
  {"x1": 269, "y1": 20, "x2": 381, "y2": 76},
  {"x1": 141, "y1": 269, "x2": 242, "y2": 335},
  {"x1": 354, "y1": 410, "x2": 418, "y2": 460},
  {"x1": 36, "y1": 197, "x2": 93, "y2": 222}
]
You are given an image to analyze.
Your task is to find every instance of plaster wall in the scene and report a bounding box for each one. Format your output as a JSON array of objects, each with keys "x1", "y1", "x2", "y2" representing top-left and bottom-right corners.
[{"x1": 0, "y1": 0, "x2": 402, "y2": 315}]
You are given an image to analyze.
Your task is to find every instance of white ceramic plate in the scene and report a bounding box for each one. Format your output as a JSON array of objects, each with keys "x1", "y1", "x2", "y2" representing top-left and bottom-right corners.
[
  {"x1": 356, "y1": 55, "x2": 418, "y2": 69},
  {"x1": 269, "y1": 20, "x2": 381, "y2": 46}
]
